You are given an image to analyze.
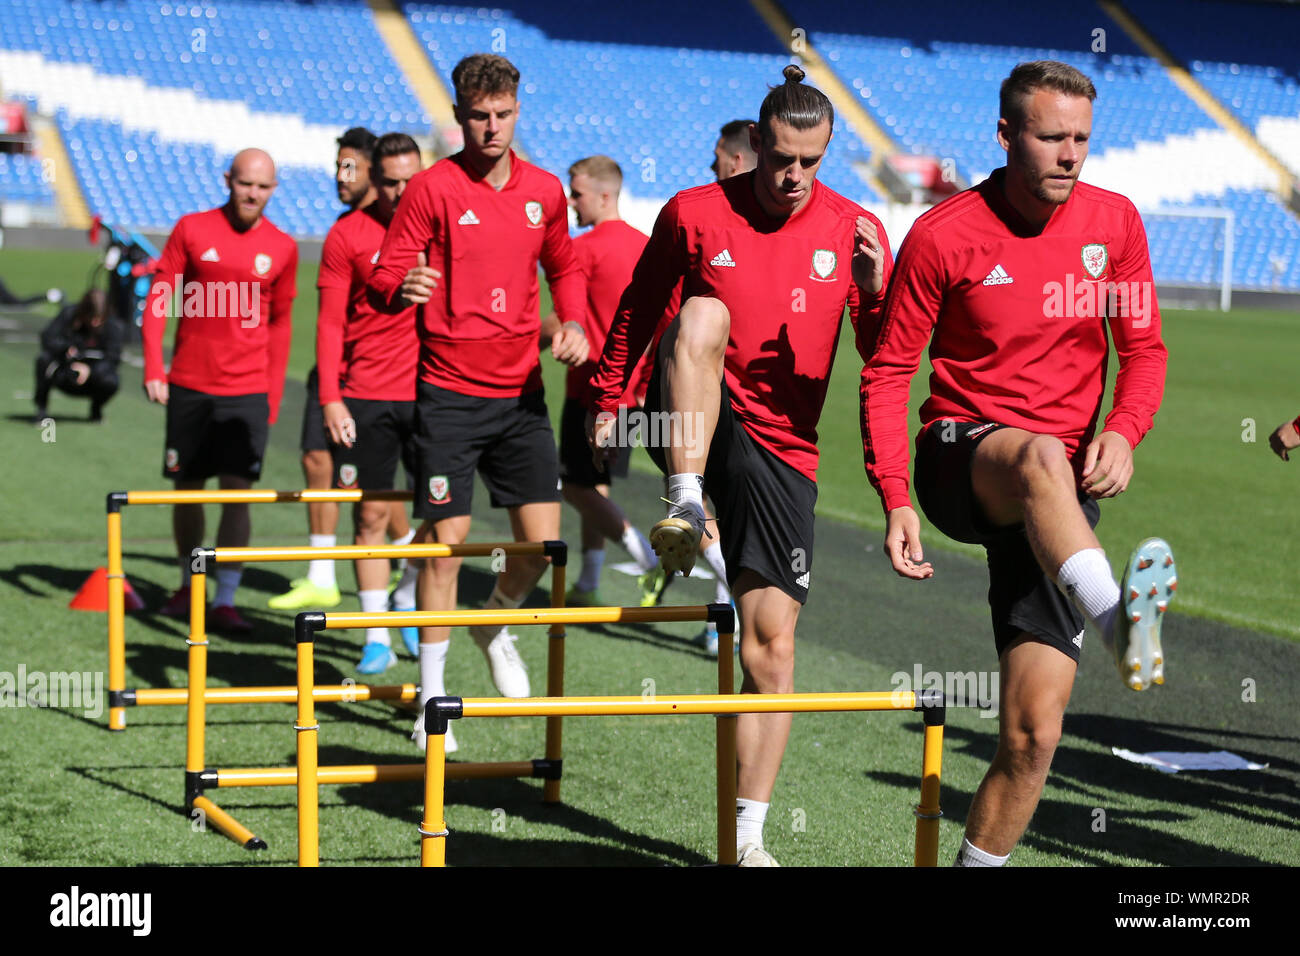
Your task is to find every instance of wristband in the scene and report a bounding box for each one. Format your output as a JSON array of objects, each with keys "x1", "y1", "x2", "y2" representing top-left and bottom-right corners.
[{"x1": 1291, "y1": 416, "x2": 1300, "y2": 437}]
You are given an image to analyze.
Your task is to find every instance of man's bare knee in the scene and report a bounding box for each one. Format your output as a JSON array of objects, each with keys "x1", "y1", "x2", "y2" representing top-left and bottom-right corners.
[
  {"x1": 1000, "y1": 711, "x2": 1063, "y2": 776},
  {"x1": 674, "y1": 296, "x2": 730, "y2": 360},
  {"x1": 1014, "y1": 435, "x2": 1072, "y2": 495}
]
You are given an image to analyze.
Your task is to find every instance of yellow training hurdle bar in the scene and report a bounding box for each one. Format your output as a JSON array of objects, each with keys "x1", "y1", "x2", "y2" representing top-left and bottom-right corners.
[
  {"x1": 294, "y1": 605, "x2": 743, "y2": 866},
  {"x1": 182, "y1": 540, "x2": 570, "y2": 850},
  {"x1": 408, "y1": 691, "x2": 945, "y2": 868},
  {"x1": 105, "y1": 488, "x2": 413, "y2": 730}
]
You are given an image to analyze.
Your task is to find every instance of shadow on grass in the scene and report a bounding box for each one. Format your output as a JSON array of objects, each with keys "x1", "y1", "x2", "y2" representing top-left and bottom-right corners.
[
  {"x1": 329, "y1": 764, "x2": 713, "y2": 867},
  {"x1": 865, "y1": 713, "x2": 1297, "y2": 865}
]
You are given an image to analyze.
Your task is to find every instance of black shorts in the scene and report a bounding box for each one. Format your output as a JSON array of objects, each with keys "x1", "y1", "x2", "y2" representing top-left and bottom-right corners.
[
  {"x1": 559, "y1": 396, "x2": 632, "y2": 488},
  {"x1": 913, "y1": 420, "x2": 1100, "y2": 662},
  {"x1": 330, "y1": 397, "x2": 417, "y2": 492},
  {"x1": 300, "y1": 366, "x2": 329, "y2": 454},
  {"x1": 412, "y1": 381, "x2": 561, "y2": 521},
  {"x1": 163, "y1": 384, "x2": 269, "y2": 483},
  {"x1": 644, "y1": 359, "x2": 816, "y2": 604}
]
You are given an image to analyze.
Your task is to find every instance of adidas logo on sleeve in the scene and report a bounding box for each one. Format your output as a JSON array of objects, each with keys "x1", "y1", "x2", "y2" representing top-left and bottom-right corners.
[
  {"x1": 709, "y1": 249, "x2": 737, "y2": 267},
  {"x1": 982, "y1": 264, "x2": 1013, "y2": 286}
]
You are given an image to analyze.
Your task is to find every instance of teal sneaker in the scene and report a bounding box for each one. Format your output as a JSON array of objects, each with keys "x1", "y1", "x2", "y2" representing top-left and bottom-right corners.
[
  {"x1": 694, "y1": 623, "x2": 740, "y2": 657},
  {"x1": 1115, "y1": 538, "x2": 1176, "y2": 691},
  {"x1": 357, "y1": 642, "x2": 397, "y2": 675},
  {"x1": 391, "y1": 597, "x2": 419, "y2": 656}
]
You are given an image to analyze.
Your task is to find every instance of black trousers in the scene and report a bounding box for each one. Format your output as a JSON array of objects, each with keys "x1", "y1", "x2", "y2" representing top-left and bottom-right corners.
[{"x1": 34, "y1": 353, "x2": 119, "y2": 410}]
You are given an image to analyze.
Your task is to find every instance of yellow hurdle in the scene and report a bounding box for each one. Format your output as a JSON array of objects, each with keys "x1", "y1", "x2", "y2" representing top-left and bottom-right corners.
[
  {"x1": 105, "y1": 488, "x2": 412, "y2": 731},
  {"x1": 178, "y1": 540, "x2": 571, "y2": 850},
  {"x1": 411, "y1": 689, "x2": 945, "y2": 868},
  {"x1": 296, "y1": 605, "x2": 742, "y2": 868}
]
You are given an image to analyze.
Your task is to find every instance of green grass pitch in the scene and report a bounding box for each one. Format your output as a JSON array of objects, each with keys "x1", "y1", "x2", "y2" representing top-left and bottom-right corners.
[{"x1": 0, "y1": 244, "x2": 1295, "y2": 866}]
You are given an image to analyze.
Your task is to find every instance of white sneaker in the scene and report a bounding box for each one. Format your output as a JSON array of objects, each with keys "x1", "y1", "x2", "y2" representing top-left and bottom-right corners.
[
  {"x1": 411, "y1": 712, "x2": 458, "y2": 754},
  {"x1": 473, "y1": 628, "x2": 530, "y2": 698},
  {"x1": 737, "y1": 842, "x2": 780, "y2": 867}
]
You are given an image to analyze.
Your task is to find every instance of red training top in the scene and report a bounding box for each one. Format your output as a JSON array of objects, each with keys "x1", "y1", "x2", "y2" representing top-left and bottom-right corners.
[
  {"x1": 567, "y1": 218, "x2": 654, "y2": 404},
  {"x1": 367, "y1": 150, "x2": 585, "y2": 398},
  {"x1": 142, "y1": 207, "x2": 298, "y2": 423},
  {"x1": 862, "y1": 168, "x2": 1168, "y2": 513},
  {"x1": 587, "y1": 172, "x2": 892, "y2": 482},
  {"x1": 316, "y1": 206, "x2": 418, "y2": 403}
]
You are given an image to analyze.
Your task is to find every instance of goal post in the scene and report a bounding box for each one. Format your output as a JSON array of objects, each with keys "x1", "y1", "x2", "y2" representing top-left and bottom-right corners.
[{"x1": 1140, "y1": 206, "x2": 1234, "y2": 312}]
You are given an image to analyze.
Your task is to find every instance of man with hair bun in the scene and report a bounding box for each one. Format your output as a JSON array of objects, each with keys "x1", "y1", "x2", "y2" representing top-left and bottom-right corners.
[
  {"x1": 863, "y1": 60, "x2": 1174, "y2": 866},
  {"x1": 587, "y1": 64, "x2": 893, "y2": 866},
  {"x1": 368, "y1": 53, "x2": 589, "y2": 751}
]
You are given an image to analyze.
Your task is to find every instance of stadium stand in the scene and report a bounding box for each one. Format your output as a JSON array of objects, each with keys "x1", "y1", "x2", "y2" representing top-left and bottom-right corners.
[
  {"x1": 404, "y1": 1, "x2": 879, "y2": 205},
  {"x1": 0, "y1": 0, "x2": 1296, "y2": 289},
  {"x1": 0, "y1": 0, "x2": 428, "y2": 235},
  {"x1": 0, "y1": 151, "x2": 55, "y2": 206},
  {"x1": 1124, "y1": 0, "x2": 1300, "y2": 177},
  {"x1": 784, "y1": 0, "x2": 1300, "y2": 290}
]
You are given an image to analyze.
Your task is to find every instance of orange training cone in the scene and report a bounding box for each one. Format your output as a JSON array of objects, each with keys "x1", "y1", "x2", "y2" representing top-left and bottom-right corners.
[{"x1": 70, "y1": 567, "x2": 145, "y2": 612}]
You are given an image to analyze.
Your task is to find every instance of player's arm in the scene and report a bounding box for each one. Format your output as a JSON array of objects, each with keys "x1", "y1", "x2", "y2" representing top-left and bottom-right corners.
[
  {"x1": 264, "y1": 241, "x2": 298, "y2": 426},
  {"x1": 538, "y1": 311, "x2": 561, "y2": 351},
  {"x1": 1085, "y1": 205, "x2": 1168, "y2": 498},
  {"x1": 366, "y1": 174, "x2": 440, "y2": 313},
  {"x1": 315, "y1": 226, "x2": 355, "y2": 447},
  {"x1": 584, "y1": 196, "x2": 689, "y2": 459},
  {"x1": 1269, "y1": 415, "x2": 1300, "y2": 461},
  {"x1": 538, "y1": 186, "x2": 589, "y2": 367},
  {"x1": 861, "y1": 224, "x2": 941, "y2": 580},
  {"x1": 140, "y1": 219, "x2": 189, "y2": 404}
]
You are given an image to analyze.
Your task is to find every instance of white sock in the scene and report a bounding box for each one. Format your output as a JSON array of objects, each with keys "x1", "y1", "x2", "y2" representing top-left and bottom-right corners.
[
  {"x1": 955, "y1": 836, "x2": 1009, "y2": 867},
  {"x1": 1056, "y1": 548, "x2": 1120, "y2": 649},
  {"x1": 469, "y1": 584, "x2": 524, "y2": 645},
  {"x1": 391, "y1": 549, "x2": 418, "y2": 609},
  {"x1": 418, "y1": 640, "x2": 449, "y2": 708},
  {"x1": 667, "y1": 473, "x2": 705, "y2": 515},
  {"x1": 214, "y1": 568, "x2": 241, "y2": 608},
  {"x1": 577, "y1": 548, "x2": 605, "y2": 592},
  {"x1": 308, "y1": 534, "x2": 336, "y2": 589},
  {"x1": 702, "y1": 542, "x2": 730, "y2": 601},
  {"x1": 179, "y1": 554, "x2": 192, "y2": 588},
  {"x1": 736, "y1": 797, "x2": 769, "y2": 851},
  {"x1": 620, "y1": 524, "x2": 656, "y2": 572},
  {"x1": 359, "y1": 589, "x2": 390, "y2": 647},
  {"x1": 390, "y1": 527, "x2": 415, "y2": 576}
]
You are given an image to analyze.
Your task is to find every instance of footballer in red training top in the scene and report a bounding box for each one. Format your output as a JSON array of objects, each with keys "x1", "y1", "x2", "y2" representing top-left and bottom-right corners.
[
  {"x1": 366, "y1": 54, "x2": 589, "y2": 751},
  {"x1": 585, "y1": 66, "x2": 892, "y2": 866},
  {"x1": 862, "y1": 60, "x2": 1173, "y2": 869},
  {"x1": 142, "y1": 148, "x2": 298, "y2": 633}
]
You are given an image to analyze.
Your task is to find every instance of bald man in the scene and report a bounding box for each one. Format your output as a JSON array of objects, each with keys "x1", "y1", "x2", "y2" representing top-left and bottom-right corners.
[{"x1": 142, "y1": 148, "x2": 299, "y2": 633}]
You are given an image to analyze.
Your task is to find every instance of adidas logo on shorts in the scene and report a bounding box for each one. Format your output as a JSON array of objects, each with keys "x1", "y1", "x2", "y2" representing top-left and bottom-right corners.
[{"x1": 795, "y1": 571, "x2": 810, "y2": 589}]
